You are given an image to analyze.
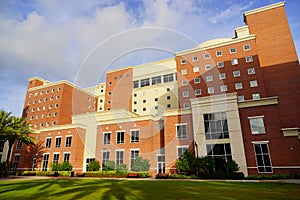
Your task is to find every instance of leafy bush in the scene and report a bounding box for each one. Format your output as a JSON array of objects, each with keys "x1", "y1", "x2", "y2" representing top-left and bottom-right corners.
[
  {"x1": 102, "y1": 160, "x2": 115, "y2": 171},
  {"x1": 169, "y1": 174, "x2": 198, "y2": 179},
  {"x1": 0, "y1": 162, "x2": 6, "y2": 171},
  {"x1": 58, "y1": 171, "x2": 71, "y2": 176},
  {"x1": 224, "y1": 160, "x2": 239, "y2": 175},
  {"x1": 131, "y1": 157, "x2": 150, "y2": 172},
  {"x1": 116, "y1": 163, "x2": 128, "y2": 172},
  {"x1": 35, "y1": 171, "x2": 50, "y2": 176},
  {"x1": 137, "y1": 172, "x2": 151, "y2": 178},
  {"x1": 88, "y1": 160, "x2": 100, "y2": 171},
  {"x1": 50, "y1": 162, "x2": 73, "y2": 172},
  {"x1": 247, "y1": 174, "x2": 291, "y2": 180}
]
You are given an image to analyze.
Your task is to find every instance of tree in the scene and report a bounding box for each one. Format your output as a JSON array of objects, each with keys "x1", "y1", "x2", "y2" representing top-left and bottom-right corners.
[
  {"x1": 224, "y1": 159, "x2": 239, "y2": 175},
  {"x1": 197, "y1": 156, "x2": 215, "y2": 175},
  {"x1": 131, "y1": 156, "x2": 150, "y2": 172},
  {"x1": 0, "y1": 109, "x2": 35, "y2": 170},
  {"x1": 88, "y1": 160, "x2": 100, "y2": 171},
  {"x1": 175, "y1": 150, "x2": 197, "y2": 175}
]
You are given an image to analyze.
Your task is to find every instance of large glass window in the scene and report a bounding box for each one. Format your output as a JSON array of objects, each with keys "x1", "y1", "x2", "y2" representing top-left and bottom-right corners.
[
  {"x1": 117, "y1": 131, "x2": 125, "y2": 144},
  {"x1": 206, "y1": 143, "x2": 232, "y2": 173},
  {"x1": 253, "y1": 143, "x2": 272, "y2": 173},
  {"x1": 249, "y1": 117, "x2": 266, "y2": 134},
  {"x1": 131, "y1": 130, "x2": 139, "y2": 143},
  {"x1": 65, "y1": 136, "x2": 72, "y2": 147},
  {"x1": 163, "y1": 74, "x2": 174, "y2": 83},
  {"x1": 55, "y1": 137, "x2": 61, "y2": 148},
  {"x1": 177, "y1": 146, "x2": 188, "y2": 159},
  {"x1": 42, "y1": 154, "x2": 49, "y2": 171},
  {"x1": 130, "y1": 150, "x2": 139, "y2": 170},
  {"x1": 152, "y1": 76, "x2": 161, "y2": 85},
  {"x1": 103, "y1": 132, "x2": 111, "y2": 144},
  {"x1": 176, "y1": 124, "x2": 187, "y2": 139},
  {"x1": 45, "y1": 138, "x2": 52, "y2": 148},
  {"x1": 53, "y1": 153, "x2": 59, "y2": 163},
  {"x1": 116, "y1": 150, "x2": 124, "y2": 166},
  {"x1": 13, "y1": 154, "x2": 20, "y2": 171},
  {"x1": 64, "y1": 153, "x2": 70, "y2": 162},
  {"x1": 140, "y1": 78, "x2": 150, "y2": 87},
  {"x1": 133, "y1": 80, "x2": 139, "y2": 88},
  {"x1": 204, "y1": 112, "x2": 229, "y2": 140}
]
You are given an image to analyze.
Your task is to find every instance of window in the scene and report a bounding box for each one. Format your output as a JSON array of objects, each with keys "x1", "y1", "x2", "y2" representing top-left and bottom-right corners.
[
  {"x1": 44, "y1": 98, "x2": 48, "y2": 102},
  {"x1": 163, "y1": 74, "x2": 174, "y2": 83},
  {"x1": 117, "y1": 131, "x2": 124, "y2": 144},
  {"x1": 244, "y1": 44, "x2": 250, "y2": 51},
  {"x1": 194, "y1": 77, "x2": 200, "y2": 84},
  {"x1": 235, "y1": 83, "x2": 243, "y2": 89},
  {"x1": 250, "y1": 80, "x2": 258, "y2": 87},
  {"x1": 55, "y1": 137, "x2": 61, "y2": 148},
  {"x1": 183, "y1": 102, "x2": 190, "y2": 109},
  {"x1": 205, "y1": 64, "x2": 211, "y2": 70},
  {"x1": 167, "y1": 104, "x2": 171, "y2": 108},
  {"x1": 204, "y1": 112, "x2": 229, "y2": 140},
  {"x1": 45, "y1": 138, "x2": 51, "y2": 148},
  {"x1": 167, "y1": 96, "x2": 171, "y2": 100},
  {"x1": 217, "y1": 62, "x2": 224, "y2": 68},
  {"x1": 143, "y1": 108, "x2": 146, "y2": 111},
  {"x1": 154, "y1": 98, "x2": 158, "y2": 102},
  {"x1": 143, "y1": 99, "x2": 146, "y2": 103},
  {"x1": 248, "y1": 68, "x2": 255, "y2": 75},
  {"x1": 102, "y1": 150, "x2": 110, "y2": 166},
  {"x1": 238, "y1": 95, "x2": 245, "y2": 102},
  {"x1": 16, "y1": 140, "x2": 22, "y2": 150},
  {"x1": 131, "y1": 130, "x2": 139, "y2": 143},
  {"x1": 192, "y1": 56, "x2": 198, "y2": 62},
  {"x1": 133, "y1": 81, "x2": 139, "y2": 88},
  {"x1": 208, "y1": 87, "x2": 214, "y2": 94},
  {"x1": 220, "y1": 85, "x2": 228, "y2": 92},
  {"x1": 86, "y1": 158, "x2": 95, "y2": 171},
  {"x1": 233, "y1": 70, "x2": 240, "y2": 77},
  {"x1": 195, "y1": 89, "x2": 201, "y2": 95},
  {"x1": 176, "y1": 124, "x2": 187, "y2": 139},
  {"x1": 12, "y1": 154, "x2": 20, "y2": 170},
  {"x1": 206, "y1": 143, "x2": 232, "y2": 161},
  {"x1": 183, "y1": 91, "x2": 189, "y2": 97},
  {"x1": 193, "y1": 67, "x2": 199, "y2": 72},
  {"x1": 56, "y1": 95, "x2": 60, "y2": 100},
  {"x1": 181, "y1": 69, "x2": 187, "y2": 75},
  {"x1": 182, "y1": 80, "x2": 188, "y2": 86},
  {"x1": 152, "y1": 76, "x2": 161, "y2": 85},
  {"x1": 253, "y1": 143, "x2": 272, "y2": 173},
  {"x1": 103, "y1": 132, "x2": 110, "y2": 144},
  {"x1": 219, "y1": 73, "x2": 226, "y2": 80},
  {"x1": 130, "y1": 150, "x2": 139, "y2": 170},
  {"x1": 64, "y1": 153, "x2": 70, "y2": 162},
  {"x1": 246, "y1": 56, "x2": 253, "y2": 63},
  {"x1": 216, "y1": 51, "x2": 222, "y2": 57},
  {"x1": 249, "y1": 116, "x2": 266, "y2": 134},
  {"x1": 155, "y1": 106, "x2": 158, "y2": 110},
  {"x1": 54, "y1": 112, "x2": 57, "y2": 117},
  {"x1": 177, "y1": 146, "x2": 188, "y2": 159},
  {"x1": 206, "y1": 75, "x2": 213, "y2": 82},
  {"x1": 230, "y1": 47, "x2": 236, "y2": 54},
  {"x1": 231, "y1": 58, "x2": 238, "y2": 65},
  {"x1": 204, "y1": 53, "x2": 210, "y2": 59},
  {"x1": 167, "y1": 87, "x2": 171, "y2": 92},
  {"x1": 133, "y1": 109, "x2": 137, "y2": 112},
  {"x1": 116, "y1": 150, "x2": 124, "y2": 166},
  {"x1": 50, "y1": 96, "x2": 54, "y2": 101},
  {"x1": 53, "y1": 153, "x2": 59, "y2": 163},
  {"x1": 42, "y1": 154, "x2": 49, "y2": 171},
  {"x1": 181, "y1": 59, "x2": 186, "y2": 64},
  {"x1": 49, "y1": 104, "x2": 52, "y2": 109},
  {"x1": 252, "y1": 93, "x2": 260, "y2": 100},
  {"x1": 140, "y1": 78, "x2": 150, "y2": 87}
]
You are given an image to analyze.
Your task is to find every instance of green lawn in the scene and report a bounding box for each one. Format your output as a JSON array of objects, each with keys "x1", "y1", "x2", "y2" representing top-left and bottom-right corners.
[{"x1": 0, "y1": 178, "x2": 299, "y2": 200}]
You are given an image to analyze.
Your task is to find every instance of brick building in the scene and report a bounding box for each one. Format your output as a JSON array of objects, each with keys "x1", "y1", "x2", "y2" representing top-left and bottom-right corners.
[{"x1": 9, "y1": 2, "x2": 300, "y2": 176}]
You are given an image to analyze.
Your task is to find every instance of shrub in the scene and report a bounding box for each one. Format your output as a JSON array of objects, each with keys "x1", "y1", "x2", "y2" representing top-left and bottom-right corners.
[
  {"x1": 88, "y1": 160, "x2": 100, "y2": 171},
  {"x1": 102, "y1": 161, "x2": 115, "y2": 171},
  {"x1": 137, "y1": 172, "x2": 151, "y2": 178},
  {"x1": 168, "y1": 174, "x2": 197, "y2": 179},
  {"x1": 247, "y1": 174, "x2": 291, "y2": 180},
  {"x1": 131, "y1": 157, "x2": 150, "y2": 172},
  {"x1": 116, "y1": 163, "x2": 128, "y2": 172},
  {"x1": 50, "y1": 162, "x2": 73, "y2": 172}
]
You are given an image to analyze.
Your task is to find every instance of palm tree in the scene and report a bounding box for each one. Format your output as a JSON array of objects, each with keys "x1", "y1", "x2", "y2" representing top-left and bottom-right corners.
[{"x1": 0, "y1": 109, "x2": 35, "y2": 169}]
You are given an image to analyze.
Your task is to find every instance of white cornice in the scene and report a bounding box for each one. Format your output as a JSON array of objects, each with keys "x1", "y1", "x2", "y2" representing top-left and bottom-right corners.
[
  {"x1": 33, "y1": 123, "x2": 88, "y2": 133},
  {"x1": 244, "y1": 2, "x2": 285, "y2": 16}
]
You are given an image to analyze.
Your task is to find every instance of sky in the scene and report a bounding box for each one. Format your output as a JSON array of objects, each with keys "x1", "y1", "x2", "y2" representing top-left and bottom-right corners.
[{"x1": 0, "y1": 0, "x2": 299, "y2": 116}]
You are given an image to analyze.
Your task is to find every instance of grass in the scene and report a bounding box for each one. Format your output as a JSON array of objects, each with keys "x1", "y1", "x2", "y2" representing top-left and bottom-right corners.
[{"x1": 0, "y1": 178, "x2": 299, "y2": 200}]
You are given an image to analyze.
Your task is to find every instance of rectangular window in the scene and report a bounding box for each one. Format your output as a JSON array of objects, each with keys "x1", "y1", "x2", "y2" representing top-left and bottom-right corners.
[
  {"x1": 205, "y1": 64, "x2": 211, "y2": 70},
  {"x1": 53, "y1": 153, "x2": 59, "y2": 163},
  {"x1": 130, "y1": 150, "x2": 139, "y2": 170},
  {"x1": 13, "y1": 154, "x2": 20, "y2": 170},
  {"x1": 64, "y1": 153, "x2": 70, "y2": 162},
  {"x1": 233, "y1": 70, "x2": 240, "y2": 77},
  {"x1": 133, "y1": 80, "x2": 139, "y2": 88},
  {"x1": 206, "y1": 75, "x2": 213, "y2": 82},
  {"x1": 231, "y1": 58, "x2": 238, "y2": 65},
  {"x1": 192, "y1": 56, "x2": 198, "y2": 62},
  {"x1": 131, "y1": 130, "x2": 139, "y2": 143},
  {"x1": 219, "y1": 73, "x2": 226, "y2": 80},
  {"x1": 204, "y1": 53, "x2": 210, "y2": 59},
  {"x1": 65, "y1": 136, "x2": 72, "y2": 147},
  {"x1": 183, "y1": 102, "x2": 190, "y2": 109},
  {"x1": 208, "y1": 87, "x2": 214, "y2": 94},
  {"x1": 220, "y1": 85, "x2": 228, "y2": 92},
  {"x1": 252, "y1": 93, "x2": 260, "y2": 100},
  {"x1": 195, "y1": 89, "x2": 201, "y2": 95},
  {"x1": 116, "y1": 150, "x2": 124, "y2": 166},
  {"x1": 194, "y1": 77, "x2": 200, "y2": 84},
  {"x1": 86, "y1": 158, "x2": 95, "y2": 171},
  {"x1": 181, "y1": 69, "x2": 187, "y2": 75},
  {"x1": 216, "y1": 51, "x2": 222, "y2": 57},
  {"x1": 182, "y1": 80, "x2": 188, "y2": 86},
  {"x1": 238, "y1": 95, "x2": 245, "y2": 102},
  {"x1": 117, "y1": 131, "x2": 125, "y2": 144},
  {"x1": 163, "y1": 74, "x2": 174, "y2": 83},
  {"x1": 206, "y1": 143, "x2": 232, "y2": 161},
  {"x1": 235, "y1": 83, "x2": 243, "y2": 90},
  {"x1": 140, "y1": 78, "x2": 150, "y2": 87},
  {"x1": 42, "y1": 154, "x2": 49, "y2": 171},
  {"x1": 193, "y1": 67, "x2": 199, "y2": 72},
  {"x1": 204, "y1": 112, "x2": 229, "y2": 140},
  {"x1": 177, "y1": 146, "x2": 188, "y2": 159},
  {"x1": 176, "y1": 124, "x2": 187, "y2": 139},
  {"x1": 217, "y1": 62, "x2": 224, "y2": 68},
  {"x1": 45, "y1": 138, "x2": 52, "y2": 148},
  {"x1": 248, "y1": 67, "x2": 255, "y2": 75},
  {"x1": 249, "y1": 116, "x2": 266, "y2": 134},
  {"x1": 103, "y1": 132, "x2": 111, "y2": 144},
  {"x1": 246, "y1": 56, "x2": 253, "y2": 63},
  {"x1": 102, "y1": 151, "x2": 110, "y2": 166},
  {"x1": 253, "y1": 143, "x2": 272, "y2": 173},
  {"x1": 183, "y1": 91, "x2": 189, "y2": 97},
  {"x1": 230, "y1": 47, "x2": 236, "y2": 54},
  {"x1": 244, "y1": 44, "x2": 250, "y2": 51},
  {"x1": 152, "y1": 76, "x2": 161, "y2": 85},
  {"x1": 55, "y1": 137, "x2": 61, "y2": 148},
  {"x1": 250, "y1": 80, "x2": 258, "y2": 87},
  {"x1": 16, "y1": 140, "x2": 22, "y2": 150}
]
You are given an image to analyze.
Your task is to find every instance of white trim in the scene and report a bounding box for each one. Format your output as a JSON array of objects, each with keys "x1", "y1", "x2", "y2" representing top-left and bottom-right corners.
[
  {"x1": 248, "y1": 115, "x2": 264, "y2": 119},
  {"x1": 129, "y1": 148, "x2": 140, "y2": 151},
  {"x1": 175, "y1": 123, "x2": 188, "y2": 126},
  {"x1": 116, "y1": 149, "x2": 125, "y2": 152},
  {"x1": 251, "y1": 141, "x2": 269, "y2": 144}
]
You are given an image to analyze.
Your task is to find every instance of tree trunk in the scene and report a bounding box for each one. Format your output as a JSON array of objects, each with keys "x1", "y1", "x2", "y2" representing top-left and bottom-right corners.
[{"x1": 6, "y1": 140, "x2": 14, "y2": 171}]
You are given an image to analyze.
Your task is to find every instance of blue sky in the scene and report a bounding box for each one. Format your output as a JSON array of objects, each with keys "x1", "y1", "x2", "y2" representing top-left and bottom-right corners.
[{"x1": 0, "y1": 0, "x2": 299, "y2": 116}]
